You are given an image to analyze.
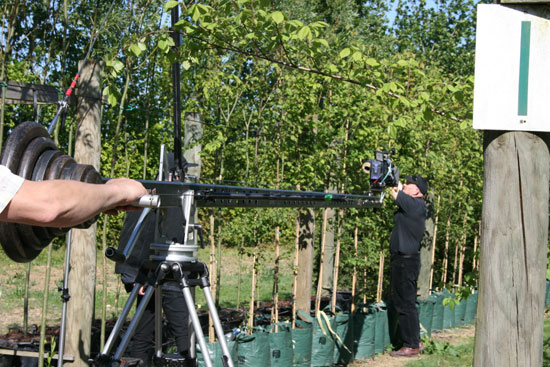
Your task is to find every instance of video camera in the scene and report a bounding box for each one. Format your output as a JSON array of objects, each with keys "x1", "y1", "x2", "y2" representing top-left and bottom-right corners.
[{"x1": 362, "y1": 149, "x2": 400, "y2": 190}]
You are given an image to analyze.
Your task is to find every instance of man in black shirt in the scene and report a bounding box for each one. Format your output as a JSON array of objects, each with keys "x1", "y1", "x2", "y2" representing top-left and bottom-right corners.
[{"x1": 388, "y1": 174, "x2": 428, "y2": 357}]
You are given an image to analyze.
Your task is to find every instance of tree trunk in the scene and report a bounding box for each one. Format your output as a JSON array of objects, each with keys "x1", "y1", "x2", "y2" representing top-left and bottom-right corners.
[
  {"x1": 473, "y1": 131, "x2": 549, "y2": 367},
  {"x1": 0, "y1": 1, "x2": 21, "y2": 152},
  {"x1": 296, "y1": 209, "x2": 315, "y2": 315},
  {"x1": 66, "y1": 60, "x2": 103, "y2": 366}
]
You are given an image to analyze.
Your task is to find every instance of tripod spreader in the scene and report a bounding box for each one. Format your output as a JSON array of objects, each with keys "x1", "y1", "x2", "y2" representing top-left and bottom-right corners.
[{"x1": 167, "y1": 261, "x2": 211, "y2": 290}]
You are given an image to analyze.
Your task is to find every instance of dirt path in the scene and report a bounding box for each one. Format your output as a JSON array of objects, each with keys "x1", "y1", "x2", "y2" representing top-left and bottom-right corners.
[{"x1": 350, "y1": 325, "x2": 476, "y2": 366}]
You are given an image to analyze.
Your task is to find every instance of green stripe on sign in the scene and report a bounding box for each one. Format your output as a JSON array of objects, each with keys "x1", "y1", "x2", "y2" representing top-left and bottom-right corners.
[{"x1": 518, "y1": 21, "x2": 531, "y2": 117}]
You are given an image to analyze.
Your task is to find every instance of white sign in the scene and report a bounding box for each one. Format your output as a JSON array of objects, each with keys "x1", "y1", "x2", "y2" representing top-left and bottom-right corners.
[{"x1": 473, "y1": 4, "x2": 550, "y2": 131}]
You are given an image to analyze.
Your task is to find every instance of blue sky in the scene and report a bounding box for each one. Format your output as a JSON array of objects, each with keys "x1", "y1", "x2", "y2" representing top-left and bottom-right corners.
[{"x1": 387, "y1": 0, "x2": 437, "y2": 26}]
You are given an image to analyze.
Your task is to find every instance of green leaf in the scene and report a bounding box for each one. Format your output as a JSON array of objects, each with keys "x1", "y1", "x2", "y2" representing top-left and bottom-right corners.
[
  {"x1": 182, "y1": 60, "x2": 191, "y2": 70},
  {"x1": 397, "y1": 59, "x2": 409, "y2": 67},
  {"x1": 460, "y1": 120, "x2": 470, "y2": 130},
  {"x1": 112, "y1": 60, "x2": 124, "y2": 73},
  {"x1": 163, "y1": 1, "x2": 179, "y2": 12},
  {"x1": 108, "y1": 93, "x2": 117, "y2": 107},
  {"x1": 129, "y1": 43, "x2": 143, "y2": 57},
  {"x1": 365, "y1": 58, "x2": 379, "y2": 67},
  {"x1": 339, "y1": 48, "x2": 351, "y2": 58},
  {"x1": 190, "y1": 4, "x2": 201, "y2": 22},
  {"x1": 297, "y1": 26, "x2": 312, "y2": 40},
  {"x1": 271, "y1": 11, "x2": 284, "y2": 24},
  {"x1": 351, "y1": 51, "x2": 362, "y2": 62},
  {"x1": 314, "y1": 38, "x2": 329, "y2": 48},
  {"x1": 328, "y1": 64, "x2": 339, "y2": 73}
]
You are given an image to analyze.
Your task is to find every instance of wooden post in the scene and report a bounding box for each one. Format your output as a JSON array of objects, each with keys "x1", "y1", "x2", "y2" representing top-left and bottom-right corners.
[
  {"x1": 441, "y1": 213, "x2": 452, "y2": 284},
  {"x1": 296, "y1": 209, "x2": 315, "y2": 315},
  {"x1": 208, "y1": 213, "x2": 216, "y2": 343},
  {"x1": 350, "y1": 224, "x2": 359, "y2": 313},
  {"x1": 472, "y1": 223, "x2": 479, "y2": 272},
  {"x1": 418, "y1": 193, "x2": 435, "y2": 298},
  {"x1": 182, "y1": 112, "x2": 206, "y2": 343},
  {"x1": 457, "y1": 211, "x2": 468, "y2": 286},
  {"x1": 248, "y1": 251, "x2": 258, "y2": 330},
  {"x1": 428, "y1": 195, "x2": 441, "y2": 293},
  {"x1": 292, "y1": 214, "x2": 300, "y2": 327},
  {"x1": 272, "y1": 226, "x2": 280, "y2": 326},
  {"x1": 363, "y1": 255, "x2": 368, "y2": 306},
  {"x1": 320, "y1": 205, "x2": 336, "y2": 297},
  {"x1": 315, "y1": 208, "x2": 328, "y2": 314},
  {"x1": 376, "y1": 249, "x2": 384, "y2": 303},
  {"x1": 330, "y1": 210, "x2": 344, "y2": 313},
  {"x1": 183, "y1": 112, "x2": 202, "y2": 179},
  {"x1": 65, "y1": 60, "x2": 103, "y2": 366},
  {"x1": 473, "y1": 131, "x2": 549, "y2": 367}
]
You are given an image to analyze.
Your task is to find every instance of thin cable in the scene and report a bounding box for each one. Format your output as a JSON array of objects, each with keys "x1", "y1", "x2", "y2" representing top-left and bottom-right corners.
[{"x1": 48, "y1": 0, "x2": 117, "y2": 135}]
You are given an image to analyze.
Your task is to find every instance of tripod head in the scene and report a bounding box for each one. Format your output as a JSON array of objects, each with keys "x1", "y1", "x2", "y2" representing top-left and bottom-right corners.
[{"x1": 107, "y1": 145, "x2": 203, "y2": 266}]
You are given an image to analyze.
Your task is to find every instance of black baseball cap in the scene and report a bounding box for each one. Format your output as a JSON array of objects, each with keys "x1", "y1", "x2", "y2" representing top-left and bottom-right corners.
[{"x1": 405, "y1": 175, "x2": 429, "y2": 195}]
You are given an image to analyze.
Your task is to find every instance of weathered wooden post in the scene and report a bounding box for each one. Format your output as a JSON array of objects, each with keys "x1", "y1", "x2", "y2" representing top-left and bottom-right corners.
[
  {"x1": 472, "y1": 3, "x2": 550, "y2": 365},
  {"x1": 183, "y1": 112, "x2": 202, "y2": 179},
  {"x1": 418, "y1": 192, "x2": 435, "y2": 299},
  {"x1": 183, "y1": 112, "x2": 205, "y2": 341},
  {"x1": 296, "y1": 209, "x2": 315, "y2": 314},
  {"x1": 65, "y1": 60, "x2": 103, "y2": 366},
  {"x1": 320, "y1": 205, "x2": 335, "y2": 298}
]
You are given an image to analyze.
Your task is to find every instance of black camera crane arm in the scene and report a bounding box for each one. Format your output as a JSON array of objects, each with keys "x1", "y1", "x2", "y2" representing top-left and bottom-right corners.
[{"x1": 132, "y1": 180, "x2": 385, "y2": 209}]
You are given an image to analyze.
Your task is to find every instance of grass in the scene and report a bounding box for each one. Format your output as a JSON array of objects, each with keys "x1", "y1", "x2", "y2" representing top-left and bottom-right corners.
[
  {"x1": 0, "y1": 242, "x2": 297, "y2": 334},
  {"x1": 405, "y1": 317, "x2": 550, "y2": 367}
]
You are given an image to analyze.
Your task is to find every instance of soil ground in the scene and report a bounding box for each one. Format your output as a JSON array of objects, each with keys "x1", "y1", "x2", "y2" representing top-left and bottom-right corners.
[{"x1": 350, "y1": 325, "x2": 475, "y2": 367}]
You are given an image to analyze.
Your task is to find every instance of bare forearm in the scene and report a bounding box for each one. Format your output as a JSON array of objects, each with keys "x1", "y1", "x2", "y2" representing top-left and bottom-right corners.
[{"x1": 1, "y1": 178, "x2": 146, "y2": 227}]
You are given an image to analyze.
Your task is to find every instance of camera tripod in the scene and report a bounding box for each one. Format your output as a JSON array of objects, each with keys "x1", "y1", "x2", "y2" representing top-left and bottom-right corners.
[{"x1": 94, "y1": 190, "x2": 234, "y2": 367}]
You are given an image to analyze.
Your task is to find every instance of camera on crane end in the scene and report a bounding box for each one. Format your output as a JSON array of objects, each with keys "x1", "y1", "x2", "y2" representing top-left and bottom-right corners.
[{"x1": 362, "y1": 149, "x2": 399, "y2": 189}]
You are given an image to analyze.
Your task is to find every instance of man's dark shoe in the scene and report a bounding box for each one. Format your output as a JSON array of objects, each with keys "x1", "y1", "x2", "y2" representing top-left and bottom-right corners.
[{"x1": 390, "y1": 347, "x2": 420, "y2": 357}]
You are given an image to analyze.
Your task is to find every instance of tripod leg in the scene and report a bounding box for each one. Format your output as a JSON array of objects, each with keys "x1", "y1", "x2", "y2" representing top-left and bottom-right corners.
[
  {"x1": 181, "y1": 286, "x2": 214, "y2": 367},
  {"x1": 99, "y1": 282, "x2": 142, "y2": 358},
  {"x1": 154, "y1": 285, "x2": 163, "y2": 359},
  {"x1": 112, "y1": 285, "x2": 156, "y2": 362},
  {"x1": 57, "y1": 230, "x2": 72, "y2": 367},
  {"x1": 202, "y1": 286, "x2": 235, "y2": 367}
]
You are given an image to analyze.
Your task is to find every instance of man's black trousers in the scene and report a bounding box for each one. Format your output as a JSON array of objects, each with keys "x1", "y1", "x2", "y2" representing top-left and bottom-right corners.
[
  {"x1": 390, "y1": 256, "x2": 421, "y2": 349},
  {"x1": 124, "y1": 284, "x2": 190, "y2": 366}
]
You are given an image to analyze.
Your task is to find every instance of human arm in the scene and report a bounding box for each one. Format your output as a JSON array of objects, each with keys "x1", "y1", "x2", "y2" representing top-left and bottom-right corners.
[
  {"x1": 388, "y1": 181, "x2": 403, "y2": 200},
  {"x1": 0, "y1": 178, "x2": 147, "y2": 227}
]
